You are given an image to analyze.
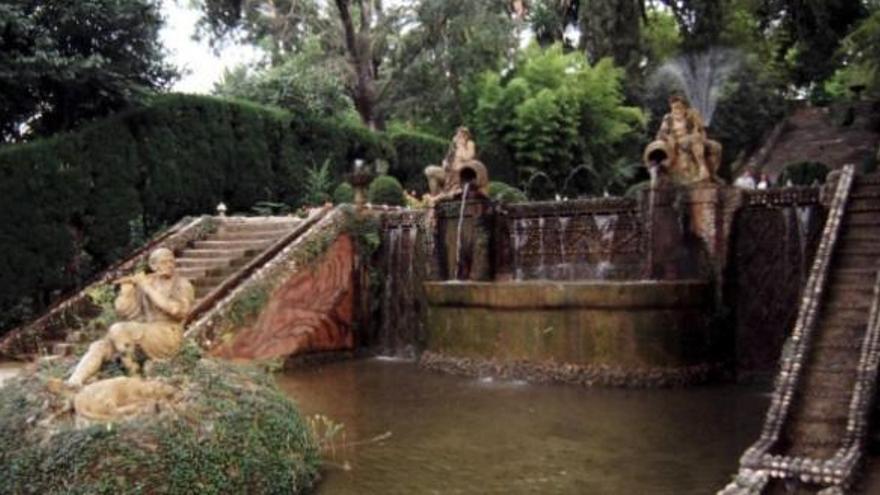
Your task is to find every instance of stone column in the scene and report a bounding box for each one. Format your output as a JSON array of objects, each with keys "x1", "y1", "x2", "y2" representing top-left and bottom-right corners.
[{"x1": 433, "y1": 196, "x2": 494, "y2": 281}]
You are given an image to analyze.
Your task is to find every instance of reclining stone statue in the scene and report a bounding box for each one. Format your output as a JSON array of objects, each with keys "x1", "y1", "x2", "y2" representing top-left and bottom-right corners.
[
  {"x1": 67, "y1": 247, "x2": 195, "y2": 387},
  {"x1": 644, "y1": 94, "x2": 723, "y2": 184}
]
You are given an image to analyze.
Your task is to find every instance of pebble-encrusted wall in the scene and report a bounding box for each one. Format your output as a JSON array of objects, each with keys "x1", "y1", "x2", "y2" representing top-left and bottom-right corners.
[{"x1": 725, "y1": 187, "x2": 825, "y2": 379}]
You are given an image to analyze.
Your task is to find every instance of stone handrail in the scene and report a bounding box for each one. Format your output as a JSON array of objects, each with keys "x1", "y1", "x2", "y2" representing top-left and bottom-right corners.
[
  {"x1": 0, "y1": 215, "x2": 213, "y2": 359},
  {"x1": 722, "y1": 164, "x2": 855, "y2": 494},
  {"x1": 504, "y1": 197, "x2": 638, "y2": 218},
  {"x1": 183, "y1": 205, "x2": 332, "y2": 328},
  {"x1": 741, "y1": 187, "x2": 821, "y2": 208}
]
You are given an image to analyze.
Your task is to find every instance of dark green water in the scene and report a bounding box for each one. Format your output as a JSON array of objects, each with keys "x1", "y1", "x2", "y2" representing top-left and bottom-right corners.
[{"x1": 277, "y1": 358, "x2": 769, "y2": 495}]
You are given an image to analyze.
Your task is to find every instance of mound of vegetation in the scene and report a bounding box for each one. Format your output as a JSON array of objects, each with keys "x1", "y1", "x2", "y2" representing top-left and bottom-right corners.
[{"x1": 0, "y1": 343, "x2": 319, "y2": 495}]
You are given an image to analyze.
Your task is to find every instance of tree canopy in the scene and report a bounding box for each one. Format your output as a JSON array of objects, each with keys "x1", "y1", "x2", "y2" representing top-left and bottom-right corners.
[{"x1": 0, "y1": 0, "x2": 176, "y2": 142}]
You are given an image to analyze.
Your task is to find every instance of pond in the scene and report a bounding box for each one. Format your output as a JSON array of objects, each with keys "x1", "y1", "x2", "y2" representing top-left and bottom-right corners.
[{"x1": 277, "y1": 358, "x2": 769, "y2": 495}]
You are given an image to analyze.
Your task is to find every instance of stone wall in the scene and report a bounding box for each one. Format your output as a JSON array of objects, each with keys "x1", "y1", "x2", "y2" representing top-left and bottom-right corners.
[{"x1": 725, "y1": 187, "x2": 825, "y2": 378}]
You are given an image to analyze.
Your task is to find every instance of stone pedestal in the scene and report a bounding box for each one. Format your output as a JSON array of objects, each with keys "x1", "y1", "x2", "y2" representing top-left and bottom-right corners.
[{"x1": 433, "y1": 196, "x2": 494, "y2": 281}]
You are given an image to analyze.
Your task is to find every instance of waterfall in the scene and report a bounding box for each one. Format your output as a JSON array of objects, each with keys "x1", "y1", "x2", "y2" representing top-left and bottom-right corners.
[
  {"x1": 454, "y1": 183, "x2": 471, "y2": 280},
  {"x1": 538, "y1": 217, "x2": 546, "y2": 279},
  {"x1": 512, "y1": 218, "x2": 526, "y2": 280},
  {"x1": 558, "y1": 217, "x2": 571, "y2": 280},
  {"x1": 795, "y1": 206, "x2": 812, "y2": 263}
]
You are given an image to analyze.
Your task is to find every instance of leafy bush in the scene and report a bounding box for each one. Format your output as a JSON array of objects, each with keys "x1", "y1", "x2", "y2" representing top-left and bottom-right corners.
[
  {"x1": 387, "y1": 127, "x2": 448, "y2": 193},
  {"x1": 470, "y1": 43, "x2": 645, "y2": 195},
  {"x1": 487, "y1": 181, "x2": 527, "y2": 203},
  {"x1": 368, "y1": 175, "x2": 405, "y2": 206},
  {"x1": 778, "y1": 161, "x2": 830, "y2": 186},
  {"x1": 0, "y1": 93, "x2": 392, "y2": 335},
  {"x1": 333, "y1": 182, "x2": 355, "y2": 204}
]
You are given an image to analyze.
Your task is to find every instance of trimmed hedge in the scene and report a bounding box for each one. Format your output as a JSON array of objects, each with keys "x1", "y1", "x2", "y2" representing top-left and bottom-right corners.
[
  {"x1": 0, "y1": 94, "x2": 392, "y2": 335},
  {"x1": 387, "y1": 128, "x2": 448, "y2": 193},
  {"x1": 368, "y1": 175, "x2": 406, "y2": 206}
]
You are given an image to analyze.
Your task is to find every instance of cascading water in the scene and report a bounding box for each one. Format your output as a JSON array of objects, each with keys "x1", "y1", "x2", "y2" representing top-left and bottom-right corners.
[
  {"x1": 558, "y1": 216, "x2": 571, "y2": 280},
  {"x1": 453, "y1": 183, "x2": 471, "y2": 280},
  {"x1": 512, "y1": 218, "x2": 526, "y2": 280},
  {"x1": 795, "y1": 206, "x2": 812, "y2": 262},
  {"x1": 538, "y1": 217, "x2": 546, "y2": 279},
  {"x1": 593, "y1": 214, "x2": 618, "y2": 279}
]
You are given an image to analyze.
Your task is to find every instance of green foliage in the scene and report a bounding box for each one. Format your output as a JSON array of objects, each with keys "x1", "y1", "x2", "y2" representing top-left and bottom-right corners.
[
  {"x1": 228, "y1": 286, "x2": 270, "y2": 326},
  {"x1": 303, "y1": 160, "x2": 334, "y2": 206},
  {"x1": 711, "y1": 58, "x2": 787, "y2": 177},
  {"x1": 387, "y1": 127, "x2": 448, "y2": 193},
  {"x1": 386, "y1": 0, "x2": 517, "y2": 134},
  {"x1": 0, "y1": 0, "x2": 177, "y2": 141},
  {"x1": 0, "y1": 94, "x2": 392, "y2": 336},
  {"x1": 214, "y1": 38, "x2": 354, "y2": 120},
  {"x1": 0, "y1": 356, "x2": 319, "y2": 494},
  {"x1": 487, "y1": 181, "x2": 528, "y2": 203},
  {"x1": 341, "y1": 209, "x2": 382, "y2": 258},
  {"x1": 778, "y1": 161, "x2": 831, "y2": 186},
  {"x1": 471, "y1": 43, "x2": 645, "y2": 196},
  {"x1": 368, "y1": 175, "x2": 406, "y2": 207},
  {"x1": 333, "y1": 183, "x2": 355, "y2": 204}
]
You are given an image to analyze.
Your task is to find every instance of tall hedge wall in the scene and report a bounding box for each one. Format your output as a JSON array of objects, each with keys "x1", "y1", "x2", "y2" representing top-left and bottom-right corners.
[{"x1": 0, "y1": 94, "x2": 391, "y2": 334}]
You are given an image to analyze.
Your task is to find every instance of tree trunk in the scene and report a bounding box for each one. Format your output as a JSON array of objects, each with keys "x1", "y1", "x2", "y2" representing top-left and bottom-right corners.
[{"x1": 334, "y1": 0, "x2": 381, "y2": 130}]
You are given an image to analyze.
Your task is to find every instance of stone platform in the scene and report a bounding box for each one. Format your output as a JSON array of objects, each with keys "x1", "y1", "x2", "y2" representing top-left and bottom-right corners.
[{"x1": 423, "y1": 280, "x2": 717, "y2": 386}]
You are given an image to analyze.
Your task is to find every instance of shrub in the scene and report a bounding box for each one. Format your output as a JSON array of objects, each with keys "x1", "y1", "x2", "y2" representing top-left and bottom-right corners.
[
  {"x1": 778, "y1": 161, "x2": 831, "y2": 186},
  {"x1": 333, "y1": 182, "x2": 355, "y2": 204},
  {"x1": 368, "y1": 175, "x2": 405, "y2": 206},
  {"x1": 0, "y1": 93, "x2": 393, "y2": 335},
  {"x1": 387, "y1": 127, "x2": 448, "y2": 193},
  {"x1": 488, "y1": 181, "x2": 528, "y2": 203}
]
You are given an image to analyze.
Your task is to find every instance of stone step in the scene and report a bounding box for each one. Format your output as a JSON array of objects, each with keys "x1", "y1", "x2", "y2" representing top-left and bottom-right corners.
[
  {"x1": 211, "y1": 231, "x2": 289, "y2": 242},
  {"x1": 216, "y1": 220, "x2": 299, "y2": 233},
  {"x1": 177, "y1": 268, "x2": 207, "y2": 280},
  {"x1": 836, "y1": 236, "x2": 880, "y2": 252},
  {"x1": 176, "y1": 257, "x2": 238, "y2": 269},
  {"x1": 831, "y1": 268, "x2": 880, "y2": 285},
  {"x1": 191, "y1": 275, "x2": 227, "y2": 289},
  {"x1": 831, "y1": 252, "x2": 880, "y2": 269},
  {"x1": 181, "y1": 248, "x2": 250, "y2": 260},
  {"x1": 844, "y1": 211, "x2": 880, "y2": 227},
  {"x1": 847, "y1": 197, "x2": 880, "y2": 212},
  {"x1": 192, "y1": 239, "x2": 272, "y2": 251},
  {"x1": 823, "y1": 296, "x2": 872, "y2": 312}
]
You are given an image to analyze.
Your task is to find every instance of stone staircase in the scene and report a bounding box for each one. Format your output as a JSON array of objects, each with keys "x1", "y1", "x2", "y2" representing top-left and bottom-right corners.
[
  {"x1": 722, "y1": 167, "x2": 880, "y2": 494},
  {"x1": 758, "y1": 103, "x2": 879, "y2": 180},
  {"x1": 46, "y1": 216, "x2": 303, "y2": 358},
  {"x1": 177, "y1": 217, "x2": 300, "y2": 304}
]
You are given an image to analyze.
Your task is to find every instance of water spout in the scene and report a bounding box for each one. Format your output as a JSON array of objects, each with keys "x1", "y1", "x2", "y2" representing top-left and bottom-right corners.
[
  {"x1": 454, "y1": 183, "x2": 471, "y2": 280},
  {"x1": 654, "y1": 48, "x2": 740, "y2": 125}
]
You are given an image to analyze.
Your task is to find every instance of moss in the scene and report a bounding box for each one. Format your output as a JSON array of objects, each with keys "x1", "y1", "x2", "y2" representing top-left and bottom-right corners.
[
  {"x1": 227, "y1": 285, "x2": 270, "y2": 327},
  {"x1": 0, "y1": 350, "x2": 319, "y2": 495}
]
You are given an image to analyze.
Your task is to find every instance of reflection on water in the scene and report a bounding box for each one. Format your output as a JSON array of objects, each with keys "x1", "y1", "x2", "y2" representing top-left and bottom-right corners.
[{"x1": 277, "y1": 358, "x2": 769, "y2": 495}]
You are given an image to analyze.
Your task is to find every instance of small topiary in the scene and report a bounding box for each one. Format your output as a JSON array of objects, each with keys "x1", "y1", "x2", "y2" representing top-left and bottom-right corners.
[
  {"x1": 368, "y1": 175, "x2": 405, "y2": 206},
  {"x1": 487, "y1": 181, "x2": 527, "y2": 203},
  {"x1": 333, "y1": 182, "x2": 355, "y2": 204}
]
